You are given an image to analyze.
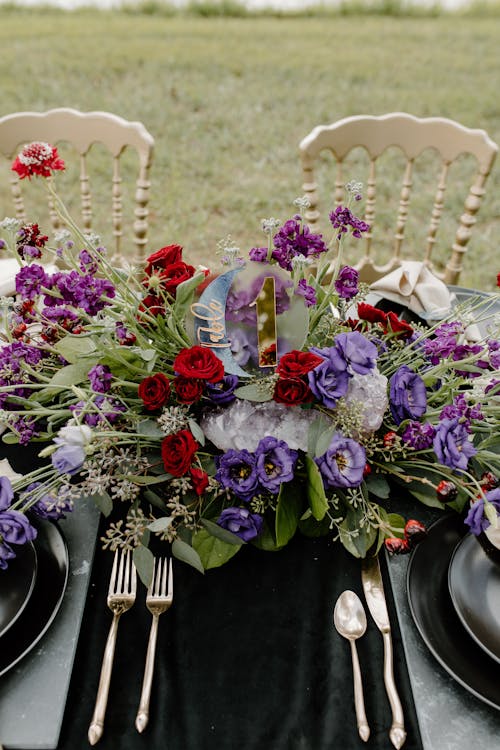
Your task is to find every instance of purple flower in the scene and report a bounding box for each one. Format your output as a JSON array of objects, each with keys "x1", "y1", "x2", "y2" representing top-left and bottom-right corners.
[
  {"x1": 23, "y1": 482, "x2": 73, "y2": 520},
  {"x1": 295, "y1": 278, "x2": 317, "y2": 307},
  {"x1": 249, "y1": 247, "x2": 269, "y2": 263},
  {"x1": 9, "y1": 415, "x2": 39, "y2": 445},
  {"x1": 272, "y1": 219, "x2": 327, "y2": 271},
  {"x1": 254, "y1": 436, "x2": 298, "y2": 494},
  {"x1": 401, "y1": 421, "x2": 435, "y2": 450},
  {"x1": 228, "y1": 327, "x2": 257, "y2": 367},
  {"x1": 308, "y1": 349, "x2": 349, "y2": 408},
  {"x1": 0, "y1": 341, "x2": 44, "y2": 408},
  {"x1": 0, "y1": 476, "x2": 14, "y2": 510},
  {"x1": 334, "y1": 331, "x2": 378, "y2": 375},
  {"x1": 389, "y1": 365, "x2": 427, "y2": 425},
  {"x1": 69, "y1": 396, "x2": 126, "y2": 426},
  {"x1": 215, "y1": 449, "x2": 260, "y2": 502},
  {"x1": 88, "y1": 364, "x2": 112, "y2": 393},
  {"x1": 488, "y1": 340, "x2": 500, "y2": 369},
  {"x1": 15, "y1": 263, "x2": 48, "y2": 300},
  {"x1": 439, "y1": 393, "x2": 483, "y2": 426},
  {"x1": 334, "y1": 266, "x2": 359, "y2": 300},
  {"x1": 206, "y1": 374, "x2": 239, "y2": 404},
  {"x1": 465, "y1": 489, "x2": 500, "y2": 535},
  {"x1": 52, "y1": 444, "x2": 86, "y2": 475},
  {"x1": 422, "y1": 321, "x2": 463, "y2": 365},
  {"x1": 79, "y1": 248, "x2": 99, "y2": 274},
  {"x1": 0, "y1": 539, "x2": 16, "y2": 570},
  {"x1": 45, "y1": 271, "x2": 115, "y2": 315},
  {"x1": 0, "y1": 508, "x2": 37, "y2": 546},
  {"x1": 217, "y1": 506, "x2": 263, "y2": 542},
  {"x1": 315, "y1": 432, "x2": 366, "y2": 489},
  {"x1": 329, "y1": 206, "x2": 370, "y2": 239},
  {"x1": 433, "y1": 417, "x2": 477, "y2": 470}
]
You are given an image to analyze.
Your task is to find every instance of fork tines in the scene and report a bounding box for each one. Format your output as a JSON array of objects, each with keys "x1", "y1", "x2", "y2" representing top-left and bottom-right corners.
[
  {"x1": 108, "y1": 549, "x2": 137, "y2": 598},
  {"x1": 148, "y1": 557, "x2": 173, "y2": 599}
]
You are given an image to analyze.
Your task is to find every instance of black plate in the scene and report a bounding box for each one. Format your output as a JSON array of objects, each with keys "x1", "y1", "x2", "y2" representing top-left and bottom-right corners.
[
  {"x1": 407, "y1": 514, "x2": 500, "y2": 711},
  {"x1": 448, "y1": 533, "x2": 500, "y2": 664},
  {"x1": 0, "y1": 519, "x2": 68, "y2": 676},
  {"x1": 0, "y1": 540, "x2": 37, "y2": 638}
]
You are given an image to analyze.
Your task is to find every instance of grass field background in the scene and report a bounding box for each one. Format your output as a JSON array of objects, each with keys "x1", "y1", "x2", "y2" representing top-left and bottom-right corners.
[{"x1": 0, "y1": 8, "x2": 499, "y2": 289}]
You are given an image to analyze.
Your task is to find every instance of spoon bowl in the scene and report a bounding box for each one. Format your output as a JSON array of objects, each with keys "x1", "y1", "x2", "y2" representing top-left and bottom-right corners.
[{"x1": 334, "y1": 590, "x2": 370, "y2": 742}]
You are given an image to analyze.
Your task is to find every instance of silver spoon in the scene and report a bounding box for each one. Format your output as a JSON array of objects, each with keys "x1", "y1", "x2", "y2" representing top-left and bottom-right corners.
[{"x1": 334, "y1": 590, "x2": 370, "y2": 742}]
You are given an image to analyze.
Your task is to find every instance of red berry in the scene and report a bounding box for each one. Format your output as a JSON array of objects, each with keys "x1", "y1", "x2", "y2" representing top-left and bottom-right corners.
[
  {"x1": 480, "y1": 472, "x2": 498, "y2": 491},
  {"x1": 383, "y1": 431, "x2": 397, "y2": 448},
  {"x1": 403, "y1": 519, "x2": 427, "y2": 546},
  {"x1": 384, "y1": 537, "x2": 410, "y2": 555},
  {"x1": 436, "y1": 479, "x2": 457, "y2": 502}
]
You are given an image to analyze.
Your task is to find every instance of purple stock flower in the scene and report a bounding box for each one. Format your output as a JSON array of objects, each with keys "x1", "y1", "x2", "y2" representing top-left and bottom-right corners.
[
  {"x1": 69, "y1": 396, "x2": 126, "y2": 426},
  {"x1": 215, "y1": 449, "x2": 260, "y2": 502},
  {"x1": 23, "y1": 482, "x2": 73, "y2": 521},
  {"x1": 88, "y1": 364, "x2": 112, "y2": 394},
  {"x1": 329, "y1": 206, "x2": 370, "y2": 239},
  {"x1": 315, "y1": 433, "x2": 366, "y2": 489},
  {"x1": 206, "y1": 374, "x2": 239, "y2": 405},
  {"x1": 249, "y1": 247, "x2": 269, "y2": 263},
  {"x1": 334, "y1": 331, "x2": 378, "y2": 375},
  {"x1": 15, "y1": 263, "x2": 48, "y2": 300},
  {"x1": 452, "y1": 343, "x2": 489, "y2": 378},
  {"x1": 9, "y1": 415, "x2": 39, "y2": 445},
  {"x1": 272, "y1": 219, "x2": 327, "y2": 271},
  {"x1": 52, "y1": 443, "x2": 86, "y2": 475},
  {"x1": 79, "y1": 248, "x2": 99, "y2": 274},
  {"x1": 464, "y1": 488, "x2": 500, "y2": 535},
  {"x1": 0, "y1": 476, "x2": 14, "y2": 510},
  {"x1": 254, "y1": 436, "x2": 298, "y2": 494},
  {"x1": 295, "y1": 278, "x2": 317, "y2": 307},
  {"x1": 389, "y1": 365, "x2": 427, "y2": 425},
  {"x1": 433, "y1": 417, "x2": 477, "y2": 471},
  {"x1": 401, "y1": 421, "x2": 435, "y2": 450},
  {"x1": 334, "y1": 266, "x2": 359, "y2": 300},
  {"x1": 308, "y1": 348, "x2": 349, "y2": 408},
  {"x1": 422, "y1": 321, "x2": 463, "y2": 365},
  {"x1": 217, "y1": 506, "x2": 263, "y2": 541},
  {"x1": 488, "y1": 340, "x2": 500, "y2": 369},
  {"x1": 439, "y1": 393, "x2": 483, "y2": 426},
  {"x1": 0, "y1": 341, "x2": 44, "y2": 408},
  {"x1": 45, "y1": 270, "x2": 115, "y2": 315}
]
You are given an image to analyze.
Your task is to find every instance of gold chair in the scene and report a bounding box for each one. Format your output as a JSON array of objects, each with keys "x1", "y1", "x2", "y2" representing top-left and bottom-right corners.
[
  {"x1": 299, "y1": 113, "x2": 498, "y2": 285},
  {"x1": 0, "y1": 108, "x2": 155, "y2": 264}
]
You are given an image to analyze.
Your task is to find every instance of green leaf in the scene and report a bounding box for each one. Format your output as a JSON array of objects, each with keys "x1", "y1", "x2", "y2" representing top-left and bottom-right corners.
[
  {"x1": 49, "y1": 360, "x2": 95, "y2": 387},
  {"x1": 174, "y1": 271, "x2": 206, "y2": 309},
  {"x1": 87, "y1": 491, "x2": 113, "y2": 517},
  {"x1": 315, "y1": 426, "x2": 337, "y2": 458},
  {"x1": 192, "y1": 528, "x2": 241, "y2": 569},
  {"x1": 304, "y1": 454, "x2": 328, "y2": 521},
  {"x1": 133, "y1": 544, "x2": 155, "y2": 587},
  {"x1": 365, "y1": 474, "x2": 391, "y2": 499},
  {"x1": 234, "y1": 383, "x2": 273, "y2": 402},
  {"x1": 188, "y1": 418, "x2": 206, "y2": 446},
  {"x1": 307, "y1": 415, "x2": 331, "y2": 456},
  {"x1": 54, "y1": 334, "x2": 97, "y2": 363},
  {"x1": 118, "y1": 473, "x2": 171, "y2": 485},
  {"x1": 137, "y1": 419, "x2": 165, "y2": 438},
  {"x1": 172, "y1": 537, "x2": 205, "y2": 573},
  {"x1": 148, "y1": 516, "x2": 173, "y2": 532},
  {"x1": 339, "y1": 510, "x2": 378, "y2": 558},
  {"x1": 200, "y1": 518, "x2": 244, "y2": 545},
  {"x1": 143, "y1": 489, "x2": 166, "y2": 509},
  {"x1": 275, "y1": 482, "x2": 302, "y2": 547}
]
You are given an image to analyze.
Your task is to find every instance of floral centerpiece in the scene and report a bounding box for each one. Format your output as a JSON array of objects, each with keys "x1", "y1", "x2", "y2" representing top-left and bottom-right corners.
[{"x1": 1, "y1": 143, "x2": 499, "y2": 581}]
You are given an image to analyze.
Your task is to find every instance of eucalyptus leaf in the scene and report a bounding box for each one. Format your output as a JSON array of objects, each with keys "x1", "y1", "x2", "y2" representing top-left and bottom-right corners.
[
  {"x1": 87, "y1": 491, "x2": 113, "y2": 517},
  {"x1": 148, "y1": 516, "x2": 174, "y2": 532},
  {"x1": 305, "y1": 454, "x2": 328, "y2": 520},
  {"x1": 143, "y1": 489, "x2": 166, "y2": 509},
  {"x1": 365, "y1": 474, "x2": 391, "y2": 500},
  {"x1": 339, "y1": 515, "x2": 378, "y2": 558},
  {"x1": 118, "y1": 473, "x2": 171, "y2": 485},
  {"x1": 275, "y1": 482, "x2": 302, "y2": 547},
  {"x1": 200, "y1": 518, "x2": 244, "y2": 545},
  {"x1": 137, "y1": 419, "x2": 165, "y2": 438},
  {"x1": 192, "y1": 528, "x2": 241, "y2": 569},
  {"x1": 133, "y1": 544, "x2": 155, "y2": 587},
  {"x1": 315, "y1": 426, "x2": 336, "y2": 458},
  {"x1": 307, "y1": 415, "x2": 331, "y2": 456},
  {"x1": 172, "y1": 537, "x2": 205, "y2": 573},
  {"x1": 234, "y1": 383, "x2": 273, "y2": 402},
  {"x1": 188, "y1": 418, "x2": 206, "y2": 446}
]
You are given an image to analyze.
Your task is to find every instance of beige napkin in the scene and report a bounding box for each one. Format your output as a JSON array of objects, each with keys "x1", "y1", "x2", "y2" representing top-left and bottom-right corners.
[
  {"x1": 0, "y1": 258, "x2": 22, "y2": 297},
  {"x1": 370, "y1": 261, "x2": 454, "y2": 320}
]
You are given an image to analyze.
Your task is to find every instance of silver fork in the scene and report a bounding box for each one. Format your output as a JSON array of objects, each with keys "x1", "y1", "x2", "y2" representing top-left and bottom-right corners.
[
  {"x1": 135, "y1": 557, "x2": 174, "y2": 733},
  {"x1": 88, "y1": 549, "x2": 137, "y2": 746}
]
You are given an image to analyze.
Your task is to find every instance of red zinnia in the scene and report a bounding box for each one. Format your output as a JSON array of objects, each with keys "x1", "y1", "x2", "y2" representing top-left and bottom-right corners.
[{"x1": 12, "y1": 142, "x2": 65, "y2": 180}]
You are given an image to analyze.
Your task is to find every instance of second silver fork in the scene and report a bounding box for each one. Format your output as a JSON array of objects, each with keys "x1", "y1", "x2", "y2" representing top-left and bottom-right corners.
[{"x1": 135, "y1": 557, "x2": 174, "y2": 733}]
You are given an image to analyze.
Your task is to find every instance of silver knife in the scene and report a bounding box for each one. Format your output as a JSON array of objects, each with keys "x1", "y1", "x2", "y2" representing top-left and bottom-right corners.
[{"x1": 361, "y1": 555, "x2": 406, "y2": 749}]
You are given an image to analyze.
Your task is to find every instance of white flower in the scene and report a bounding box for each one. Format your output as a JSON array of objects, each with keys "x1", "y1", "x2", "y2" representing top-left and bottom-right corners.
[{"x1": 56, "y1": 424, "x2": 93, "y2": 447}]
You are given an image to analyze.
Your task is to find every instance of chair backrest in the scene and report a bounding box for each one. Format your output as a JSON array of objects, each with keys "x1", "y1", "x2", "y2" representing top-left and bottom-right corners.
[
  {"x1": 0, "y1": 108, "x2": 155, "y2": 264},
  {"x1": 299, "y1": 113, "x2": 498, "y2": 285}
]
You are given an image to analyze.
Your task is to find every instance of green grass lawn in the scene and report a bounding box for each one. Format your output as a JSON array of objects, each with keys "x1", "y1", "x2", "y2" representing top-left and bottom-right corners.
[{"x1": 0, "y1": 9, "x2": 499, "y2": 289}]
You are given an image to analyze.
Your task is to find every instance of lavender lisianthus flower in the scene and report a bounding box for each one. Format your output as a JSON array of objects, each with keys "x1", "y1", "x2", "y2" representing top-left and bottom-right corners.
[
  {"x1": 308, "y1": 351, "x2": 349, "y2": 409},
  {"x1": 0, "y1": 476, "x2": 14, "y2": 510},
  {"x1": 52, "y1": 444, "x2": 86, "y2": 475},
  {"x1": 334, "y1": 331, "x2": 378, "y2": 375},
  {"x1": 0, "y1": 539, "x2": 16, "y2": 570},
  {"x1": 315, "y1": 433, "x2": 366, "y2": 489},
  {"x1": 217, "y1": 506, "x2": 263, "y2": 541},
  {"x1": 389, "y1": 365, "x2": 427, "y2": 425},
  {"x1": 254, "y1": 436, "x2": 298, "y2": 494},
  {"x1": 433, "y1": 417, "x2": 477, "y2": 471},
  {"x1": 215, "y1": 449, "x2": 260, "y2": 502},
  {"x1": 334, "y1": 265, "x2": 359, "y2": 300},
  {"x1": 295, "y1": 278, "x2": 317, "y2": 307},
  {"x1": 464, "y1": 488, "x2": 500, "y2": 535},
  {"x1": 401, "y1": 421, "x2": 435, "y2": 450},
  {"x1": 23, "y1": 482, "x2": 73, "y2": 520},
  {"x1": 88, "y1": 364, "x2": 112, "y2": 394},
  {"x1": 206, "y1": 374, "x2": 239, "y2": 405},
  {"x1": 0, "y1": 508, "x2": 37, "y2": 546}
]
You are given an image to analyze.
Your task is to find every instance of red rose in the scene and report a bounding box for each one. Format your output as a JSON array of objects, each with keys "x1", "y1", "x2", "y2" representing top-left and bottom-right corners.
[
  {"x1": 144, "y1": 244, "x2": 183, "y2": 276},
  {"x1": 277, "y1": 350, "x2": 324, "y2": 377},
  {"x1": 138, "y1": 373, "x2": 171, "y2": 411},
  {"x1": 273, "y1": 377, "x2": 314, "y2": 406},
  {"x1": 497, "y1": 272, "x2": 500, "y2": 288},
  {"x1": 173, "y1": 346, "x2": 224, "y2": 383},
  {"x1": 190, "y1": 467, "x2": 209, "y2": 496},
  {"x1": 357, "y1": 302, "x2": 387, "y2": 325},
  {"x1": 139, "y1": 294, "x2": 165, "y2": 317},
  {"x1": 385, "y1": 311, "x2": 414, "y2": 339},
  {"x1": 174, "y1": 375, "x2": 203, "y2": 404},
  {"x1": 161, "y1": 430, "x2": 198, "y2": 477},
  {"x1": 156, "y1": 261, "x2": 197, "y2": 299}
]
